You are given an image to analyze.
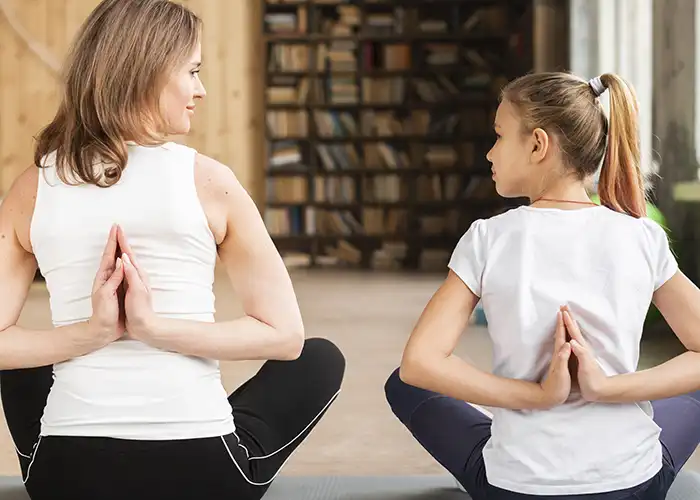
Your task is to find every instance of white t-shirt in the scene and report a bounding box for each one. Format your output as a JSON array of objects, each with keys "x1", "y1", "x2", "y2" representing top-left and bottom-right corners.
[{"x1": 448, "y1": 204, "x2": 678, "y2": 495}]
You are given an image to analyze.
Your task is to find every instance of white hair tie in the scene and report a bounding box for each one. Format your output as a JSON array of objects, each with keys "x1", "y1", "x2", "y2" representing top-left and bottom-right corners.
[{"x1": 588, "y1": 76, "x2": 606, "y2": 97}]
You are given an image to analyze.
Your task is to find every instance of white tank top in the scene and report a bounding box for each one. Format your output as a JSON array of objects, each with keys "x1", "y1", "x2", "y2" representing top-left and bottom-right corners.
[{"x1": 31, "y1": 142, "x2": 235, "y2": 440}]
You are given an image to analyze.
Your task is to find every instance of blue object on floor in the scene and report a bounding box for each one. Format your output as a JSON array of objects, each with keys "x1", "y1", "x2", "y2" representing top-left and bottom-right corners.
[{"x1": 473, "y1": 302, "x2": 487, "y2": 326}]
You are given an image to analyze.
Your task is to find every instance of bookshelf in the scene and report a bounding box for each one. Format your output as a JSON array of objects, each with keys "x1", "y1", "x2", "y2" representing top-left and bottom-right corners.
[{"x1": 263, "y1": 0, "x2": 533, "y2": 270}]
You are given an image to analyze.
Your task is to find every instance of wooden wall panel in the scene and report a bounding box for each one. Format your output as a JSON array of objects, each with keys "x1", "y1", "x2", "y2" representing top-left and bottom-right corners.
[{"x1": 0, "y1": 0, "x2": 264, "y2": 204}]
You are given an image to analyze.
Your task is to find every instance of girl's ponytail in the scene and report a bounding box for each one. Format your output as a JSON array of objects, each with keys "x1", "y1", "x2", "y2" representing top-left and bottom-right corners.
[{"x1": 595, "y1": 73, "x2": 647, "y2": 218}]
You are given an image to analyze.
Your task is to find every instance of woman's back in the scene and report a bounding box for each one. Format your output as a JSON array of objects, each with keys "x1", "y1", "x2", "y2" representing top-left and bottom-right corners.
[
  {"x1": 30, "y1": 142, "x2": 235, "y2": 440},
  {"x1": 448, "y1": 205, "x2": 675, "y2": 493},
  {"x1": 0, "y1": 3, "x2": 340, "y2": 499}
]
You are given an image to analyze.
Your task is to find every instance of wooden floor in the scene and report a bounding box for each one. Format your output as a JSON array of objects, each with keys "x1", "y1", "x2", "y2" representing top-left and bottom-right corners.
[{"x1": 0, "y1": 268, "x2": 697, "y2": 476}]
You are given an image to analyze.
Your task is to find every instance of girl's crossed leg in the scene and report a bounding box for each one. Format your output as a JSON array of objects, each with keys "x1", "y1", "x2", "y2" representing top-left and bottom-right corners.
[{"x1": 384, "y1": 368, "x2": 700, "y2": 500}]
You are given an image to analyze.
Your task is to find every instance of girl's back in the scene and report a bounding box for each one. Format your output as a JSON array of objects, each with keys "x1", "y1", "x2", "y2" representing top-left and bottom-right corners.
[
  {"x1": 449, "y1": 205, "x2": 675, "y2": 492},
  {"x1": 389, "y1": 70, "x2": 700, "y2": 499}
]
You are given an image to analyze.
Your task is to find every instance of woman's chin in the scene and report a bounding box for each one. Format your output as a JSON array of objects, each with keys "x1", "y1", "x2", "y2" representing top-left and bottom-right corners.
[{"x1": 167, "y1": 119, "x2": 191, "y2": 137}]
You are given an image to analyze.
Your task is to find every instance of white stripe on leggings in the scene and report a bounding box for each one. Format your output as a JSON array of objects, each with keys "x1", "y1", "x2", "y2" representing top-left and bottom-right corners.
[
  {"x1": 222, "y1": 388, "x2": 341, "y2": 486},
  {"x1": 14, "y1": 445, "x2": 31, "y2": 460},
  {"x1": 22, "y1": 436, "x2": 42, "y2": 485}
]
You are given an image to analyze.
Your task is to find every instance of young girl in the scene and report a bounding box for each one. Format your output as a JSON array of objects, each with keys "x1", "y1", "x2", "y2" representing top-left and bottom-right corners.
[
  {"x1": 385, "y1": 72, "x2": 700, "y2": 499},
  {"x1": 0, "y1": 1, "x2": 344, "y2": 499}
]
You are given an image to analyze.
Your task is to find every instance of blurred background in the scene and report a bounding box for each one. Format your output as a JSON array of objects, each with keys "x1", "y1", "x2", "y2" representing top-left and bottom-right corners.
[{"x1": 0, "y1": 0, "x2": 698, "y2": 478}]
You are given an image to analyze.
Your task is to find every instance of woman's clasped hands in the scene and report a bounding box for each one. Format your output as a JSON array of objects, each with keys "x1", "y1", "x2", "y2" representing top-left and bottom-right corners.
[{"x1": 88, "y1": 224, "x2": 157, "y2": 346}]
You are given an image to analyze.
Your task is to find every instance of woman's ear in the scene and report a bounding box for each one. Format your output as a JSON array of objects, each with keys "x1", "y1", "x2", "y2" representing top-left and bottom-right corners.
[{"x1": 530, "y1": 128, "x2": 549, "y2": 164}]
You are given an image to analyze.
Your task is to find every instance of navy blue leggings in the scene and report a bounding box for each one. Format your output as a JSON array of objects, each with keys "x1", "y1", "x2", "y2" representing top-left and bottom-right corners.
[{"x1": 385, "y1": 368, "x2": 700, "y2": 500}]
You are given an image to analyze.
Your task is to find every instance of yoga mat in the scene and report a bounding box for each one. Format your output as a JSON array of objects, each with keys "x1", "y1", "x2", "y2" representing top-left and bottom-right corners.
[{"x1": 1, "y1": 472, "x2": 699, "y2": 499}]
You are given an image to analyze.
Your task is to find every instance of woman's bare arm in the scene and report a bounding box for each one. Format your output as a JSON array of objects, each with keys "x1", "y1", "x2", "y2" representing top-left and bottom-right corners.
[
  {"x1": 0, "y1": 168, "x2": 107, "y2": 369},
  {"x1": 144, "y1": 154, "x2": 304, "y2": 361}
]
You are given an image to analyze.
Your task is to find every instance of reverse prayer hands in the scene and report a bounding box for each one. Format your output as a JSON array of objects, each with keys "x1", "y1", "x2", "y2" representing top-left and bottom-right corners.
[
  {"x1": 115, "y1": 225, "x2": 157, "y2": 342},
  {"x1": 538, "y1": 309, "x2": 573, "y2": 408},
  {"x1": 89, "y1": 224, "x2": 127, "y2": 345},
  {"x1": 561, "y1": 305, "x2": 610, "y2": 402}
]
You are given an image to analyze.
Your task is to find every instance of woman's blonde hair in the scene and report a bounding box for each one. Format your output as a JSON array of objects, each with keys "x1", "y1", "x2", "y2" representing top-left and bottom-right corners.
[
  {"x1": 34, "y1": 0, "x2": 202, "y2": 187},
  {"x1": 502, "y1": 72, "x2": 647, "y2": 218}
]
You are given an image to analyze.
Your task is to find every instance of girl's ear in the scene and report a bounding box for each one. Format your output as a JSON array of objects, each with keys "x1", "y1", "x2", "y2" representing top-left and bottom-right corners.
[{"x1": 530, "y1": 128, "x2": 550, "y2": 164}]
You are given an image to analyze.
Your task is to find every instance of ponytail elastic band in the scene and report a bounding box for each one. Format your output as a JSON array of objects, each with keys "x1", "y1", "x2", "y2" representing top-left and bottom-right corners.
[{"x1": 588, "y1": 76, "x2": 606, "y2": 97}]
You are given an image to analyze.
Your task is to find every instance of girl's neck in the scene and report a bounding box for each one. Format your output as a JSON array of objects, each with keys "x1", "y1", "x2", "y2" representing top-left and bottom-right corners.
[{"x1": 529, "y1": 182, "x2": 595, "y2": 209}]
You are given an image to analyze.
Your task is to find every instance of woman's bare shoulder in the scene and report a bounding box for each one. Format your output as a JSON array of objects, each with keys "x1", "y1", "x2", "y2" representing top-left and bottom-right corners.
[
  {"x1": 193, "y1": 153, "x2": 249, "y2": 246},
  {"x1": 2, "y1": 166, "x2": 39, "y2": 253},
  {"x1": 193, "y1": 153, "x2": 239, "y2": 190}
]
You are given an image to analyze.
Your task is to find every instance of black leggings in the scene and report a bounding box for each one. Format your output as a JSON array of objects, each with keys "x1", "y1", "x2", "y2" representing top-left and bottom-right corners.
[{"x1": 0, "y1": 337, "x2": 345, "y2": 500}]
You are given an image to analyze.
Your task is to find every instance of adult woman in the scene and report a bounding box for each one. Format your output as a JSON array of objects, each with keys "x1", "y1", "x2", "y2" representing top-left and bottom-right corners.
[
  {"x1": 0, "y1": 1, "x2": 344, "y2": 499},
  {"x1": 385, "y1": 71, "x2": 700, "y2": 499}
]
